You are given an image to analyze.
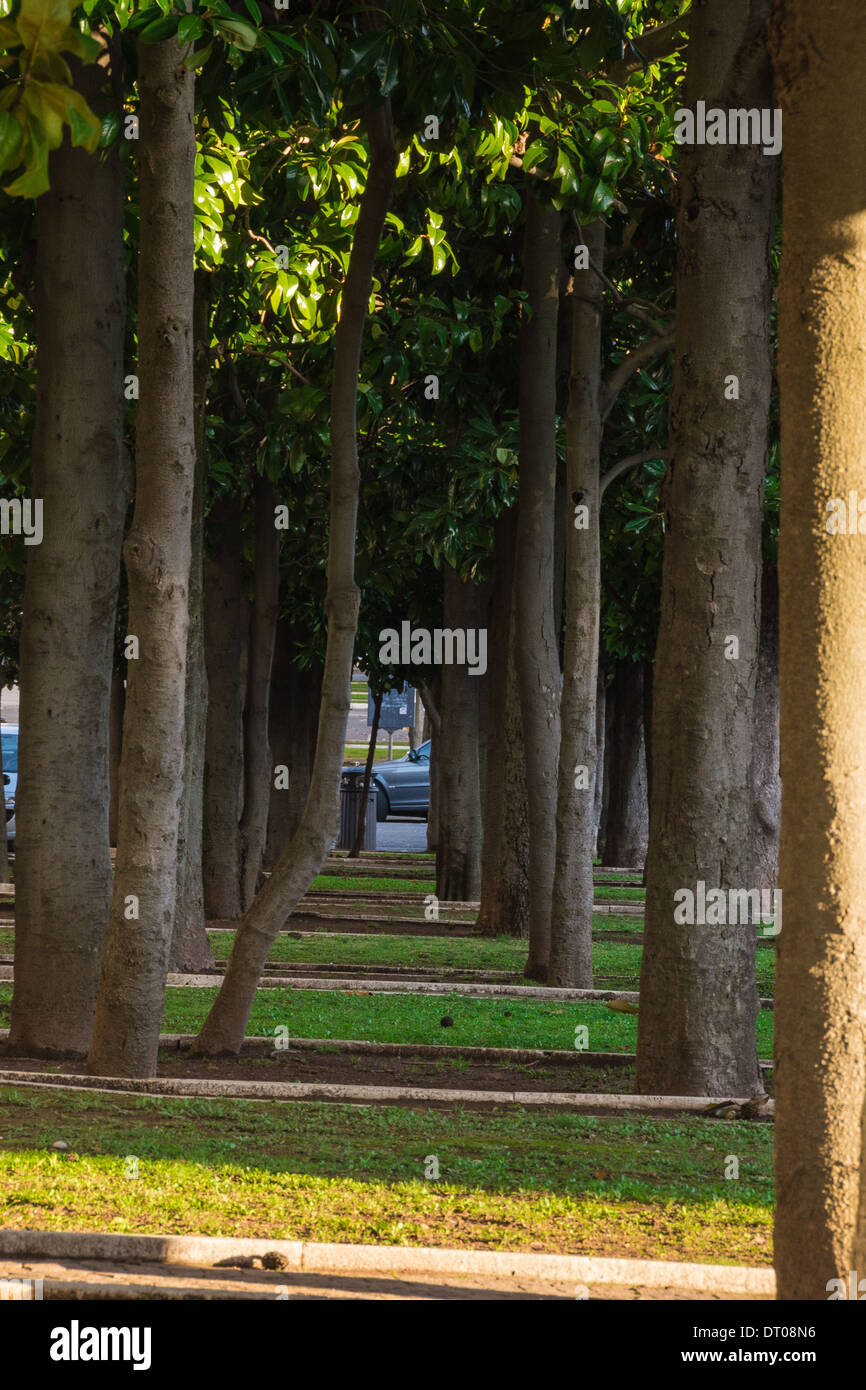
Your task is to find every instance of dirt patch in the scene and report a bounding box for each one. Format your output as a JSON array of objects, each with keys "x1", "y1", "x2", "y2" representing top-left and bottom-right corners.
[{"x1": 0, "y1": 1046, "x2": 638, "y2": 1095}]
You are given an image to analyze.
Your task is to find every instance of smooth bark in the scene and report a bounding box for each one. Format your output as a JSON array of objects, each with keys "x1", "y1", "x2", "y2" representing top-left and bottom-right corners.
[
  {"x1": 436, "y1": 565, "x2": 483, "y2": 902},
  {"x1": 238, "y1": 474, "x2": 280, "y2": 909},
  {"x1": 514, "y1": 193, "x2": 562, "y2": 980},
  {"x1": 190, "y1": 97, "x2": 397, "y2": 1056},
  {"x1": 202, "y1": 499, "x2": 243, "y2": 919},
  {"x1": 170, "y1": 272, "x2": 213, "y2": 972},
  {"x1": 752, "y1": 563, "x2": 780, "y2": 891},
  {"x1": 87, "y1": 33, "x2": 196, "y2": 1077},
  {"x1": 9, "y1": 50, "x2": 129, "y2": 1057},
  {"x1": 771, "y1": 0, "x2": 866, "y2": 1300},
  {"x1": 478, "y1": 506, "x2": 530, "y2": 937},
  {"x1": 602, "y1": 660, "x2": 649, "y2": 870},
  {"x1": 636, "y1": 0, "x2": 777, "y2": 1096},
  {"x1": 549, "y1": 221, "x2": 604, "y2": 987}
]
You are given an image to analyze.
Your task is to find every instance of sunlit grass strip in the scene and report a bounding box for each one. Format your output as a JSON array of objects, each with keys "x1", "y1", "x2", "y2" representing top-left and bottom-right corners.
[{"x1": 0, "y1": 1088, "x2": 773, "y2": 1264}]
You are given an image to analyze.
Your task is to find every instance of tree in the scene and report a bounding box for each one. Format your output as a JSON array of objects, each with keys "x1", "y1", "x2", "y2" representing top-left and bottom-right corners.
[
  {"x1": 514, "y1": 190, "x2": 562, "y2": 981},
  {"x1": 636, "y1": 0, "x2": 778, "y2": 1097},
  {"x1": 9, "y1": 33, "x2": 129, "y2": 1057},
  {"x1": 87, "y1": 27, "x2": 196, "y2": 1077},
  {"x1": 770, "y1": 0, "x2": 866, "y2": 1303},
  {"x1": 191, "y1": 92, "x2": 398, "y2": 1057}
]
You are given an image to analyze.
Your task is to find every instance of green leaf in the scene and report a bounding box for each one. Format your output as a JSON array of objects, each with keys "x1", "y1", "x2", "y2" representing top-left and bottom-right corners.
[
  {"x1": 0, "y1": 110, "x2": 24, "y2": 171},
  {"x1": 177, "y1": 14, "x2": 204, "y2": 43},
  {"x1": 215, "y1": 18, "x2": 258, "y2": 51},
  {"x1": 339, "y1": 30, "x2": 388, "y2": 84},
  {"x1": 243, "y1": 0, "x2": 262, "y2": 22},
  {"x1": 138, "y1": 14, "x2": 179, "y2": 43}
]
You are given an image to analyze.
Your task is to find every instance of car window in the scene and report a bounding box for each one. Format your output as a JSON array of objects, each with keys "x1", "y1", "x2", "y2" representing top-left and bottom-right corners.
[
  {"x1": 1, "y1": 730, "x2": 17, "y2": 773},
  {"x1": 417, "y1": 740, "x2": 430, "y2": 761}
]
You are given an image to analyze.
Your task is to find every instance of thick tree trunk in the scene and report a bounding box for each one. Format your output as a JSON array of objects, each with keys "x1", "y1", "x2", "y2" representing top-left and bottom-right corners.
[
  {"x1": 170, "y1": 273, "x2": 213, "y2": 973},
  {"x1": 636, "y1": 0, "x2": 777, "y2": 1097},
  {"x1": 436, "y1": 565, "x2": 483, "y2": 902},
  {"x1": 9, "y1": 54, "x2": 129, "y2": 1057},
  {"x1": 602, "y1": 660, "x2": 649, "y2": 870},
  {"x1": 420, "y1": 683, "x2": 440, "y2": 853},
  {"x1": 86, "y1": 34, "x2": 196, "y2": 1078},
  {"x1": 238, "y1": 475, "x2": 280, "y2": 909},
  {"x1": 752, "y1": 563, "x2": 779, "y2": 891},
  {"x1": 771, "y1": 0, "x2": 866, "y2": 1301},
  {"x1": 108, "y1": 669, "x2": 125, "y2": 850},
  {"x1": 549, "y1": 221, "x2": 604, "y2": 987},
  {"x1": 202, "y1": 500, "x2": 243, "y2": 919},
  {"x1": 190, "y1": 98, "x2": 397, "y2": 1057},
  {"x1": 514, "y1": 193, "x2": 562, "y2": 980},
  {"x1": 478, "y1": 507, "x2": 530, "y2": 938}
]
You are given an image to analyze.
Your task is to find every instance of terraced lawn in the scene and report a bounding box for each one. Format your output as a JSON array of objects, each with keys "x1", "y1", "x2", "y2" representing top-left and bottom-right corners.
[{"x1": 0, "y1": 1087, "x2": 773, "y2": 1263}]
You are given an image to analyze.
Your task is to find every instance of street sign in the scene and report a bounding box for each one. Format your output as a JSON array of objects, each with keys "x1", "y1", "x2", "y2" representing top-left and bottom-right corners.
[{"x1": 370, "y1": 684, "x2": 416, "y2": 732}]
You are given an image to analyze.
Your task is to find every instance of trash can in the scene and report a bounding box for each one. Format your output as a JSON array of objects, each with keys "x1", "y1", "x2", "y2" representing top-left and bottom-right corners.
[{"x1": 338, "y1": 769, "x2": 377, "y2": 850}]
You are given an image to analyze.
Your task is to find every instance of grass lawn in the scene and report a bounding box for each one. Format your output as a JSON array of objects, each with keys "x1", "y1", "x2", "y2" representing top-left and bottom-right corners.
[
  {"x1": 310, "y1": 875, "x2": 437, "y2": 894},
  {"x1": 0, "y1": 1086, "x2": 773, "y2": 1263},
  {"x1": 0, "y1": 983, "x2": 773, "y2": 1056}
]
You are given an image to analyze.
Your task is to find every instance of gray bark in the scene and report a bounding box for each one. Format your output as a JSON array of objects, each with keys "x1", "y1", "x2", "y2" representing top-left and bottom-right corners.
[
  {"x1": 514, "y1": 192, "x2": 562, "y2": 980},
  {"x1": 9, "y1": 51, "x2": 130, "y2": 1057},
  {"x1": 87, "y1": 32, "x2": 196, "y2": 1077},
  {"x1": 635, "y1": 0, "x2": 777, "y2": 1096},
  {"x1": 202, "y1": 499, "x2": 243, "y2": 919},
  {"x1": 436, "y1": 564, "x2": 483, "y2": 902},
  {"x1": 602, "y1": 660, "x2": 649, "y2": 870}
]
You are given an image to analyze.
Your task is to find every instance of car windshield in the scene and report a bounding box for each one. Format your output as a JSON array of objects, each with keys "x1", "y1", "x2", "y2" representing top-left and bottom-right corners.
[
  {"x1": 1, "y1": 729, "x2": 17, "y2": 773},
  {"x1": 415, "y1": 741, "x2": 430, "y2": 760}
]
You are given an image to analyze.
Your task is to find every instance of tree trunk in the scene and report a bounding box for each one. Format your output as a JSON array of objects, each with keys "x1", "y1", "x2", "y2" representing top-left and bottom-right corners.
[
  {"x1": 420, "y1": 683, "x2": 440, "y2": 853},
  {"x1": 549, "y1": 220, "x2": 604, "y2": 988},
  {"x1": 190, "y1": 98, "x2": 397, "y2": 1057},
  {"x1": 108, "y1": 669, "x2": 125, "y2": 850},
  {"x1": 202, "y1": 499, "x2": 243, "y2": 919},
  {"x1": 0, "y1": 703, "x2": 9, "y2": 884},
  {"x1": 478, "y1": 506, "x2": 529, "y2": 938},
  {"x1": 514, "y1": 192, "x2": 562, "y2": 980},
  {"x1": 635, "y1": 0, "x2": 777, "y2": 1097},
  {"x1": 238, "y1": 474, "x2": 280, "y2": 909},
  {"x1": 170, "y1": 272, "x2": 213, "y2": 973},
  {"x1": 436, "y1": 565, "x2": 483, "y2": 902},
  {"x1": 9, "y1": 51, "x2": 129, "y2": 1057},
  {"x1": 770, "y1": 0, "x2": 866, "y2": 1301},
  {"x1": 602, "y1": 660, "x2": 649, "y2": 870},
  {"x1": 263, "y1": 617, "x2": 292, "y2": 871},
  {"x1": 86, "y1": 33, "x2": 196, "y2": 1078},
  {"x1": 349, "y1": 689, "x2": 381, "y2": 856},
  {"x1": 593, "y1": 665, "x2": 607, "y2": 858},
  {"x1": 752, "y1": 563, "x2": 779, "y2": 891}
]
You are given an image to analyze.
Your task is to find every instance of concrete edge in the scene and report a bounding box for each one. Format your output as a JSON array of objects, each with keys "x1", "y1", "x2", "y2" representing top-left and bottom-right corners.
[
  {"x1": 0, "y1": 1228, "x2": 775, "y2": 1293},
  {"x1": 0, "y1": 1068, "x2": 775, "y2": 1115},
  {"x1": 0, "y1": 1027, "x2": 774, "y2": 1070}
]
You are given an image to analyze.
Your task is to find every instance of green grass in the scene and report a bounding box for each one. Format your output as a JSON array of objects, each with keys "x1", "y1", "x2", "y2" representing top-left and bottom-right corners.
[
  {"x1": 2, "y1": 982, "x2": 776, "y2": 1057},
  {"x1": 310, "y1": 875, "x2": 436, "y2": 894},
  {"x1": 343, "y1": 747, "x2": 407, "y2": 762},
  {"x1": 0, "y1": 1086, "x2": 773, "y2": 1262}
]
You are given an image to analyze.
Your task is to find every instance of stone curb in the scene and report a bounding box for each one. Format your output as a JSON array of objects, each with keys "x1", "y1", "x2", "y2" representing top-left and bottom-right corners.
[
  {"x1": 0, "y1": 1229, "x2": 775, "y2": 1294},
  {"x1": 0, "y1": 1027, "x2": 774, "y2": 1070},
  {"x1": 0, "y1": 1067, "x2": 775, "y2": 1115},
  {"x1": 0, "y1": 967, "x2": 774, "y2": 1009}
]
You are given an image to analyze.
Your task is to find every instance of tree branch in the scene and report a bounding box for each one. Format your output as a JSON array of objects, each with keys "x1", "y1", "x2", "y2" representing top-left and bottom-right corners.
[
  {"x1": 605, "y1": 15, "x2": 690, "y2": 86},
  {"x1": 601, "y1": 329, "x2": 675, "y2": 421},
  {"x1": 600, "y1": 449, "x2": 668, "y2": 497}
]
